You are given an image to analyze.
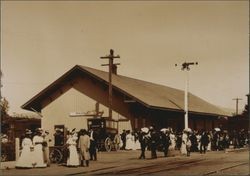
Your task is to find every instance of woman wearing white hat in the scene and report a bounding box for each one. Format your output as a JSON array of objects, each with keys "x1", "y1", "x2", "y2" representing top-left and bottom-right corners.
[
  {"x1": 32, "y1": 128, "x2": 47, "y2": 168},
  {"x1": 66, "y1": 129, "x2": 79, "y2": 167},
  {"x1": 16, "y1": 130, "x2": 33, "y2": 168}
]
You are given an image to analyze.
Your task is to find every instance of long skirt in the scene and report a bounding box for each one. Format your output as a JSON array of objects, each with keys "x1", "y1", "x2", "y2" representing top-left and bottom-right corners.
[
  {"x1": 15, "y1": 146, "x2": 33, "y2": 168},
  {"x1": 125, "y1": 139, "x2": 134, "y2": 150},
  {"x1": 207, "y1": 142, "x2": 211, "y2": 151},
  {"x1": 180, "y1": 143, "x2": 187, "y2": 155},
  {"x1": 33, "y1": 144, "x2": 47, "y2": 168},
  {"x1": 67, "y1": 145, "x2": 80, "y2": 166}
]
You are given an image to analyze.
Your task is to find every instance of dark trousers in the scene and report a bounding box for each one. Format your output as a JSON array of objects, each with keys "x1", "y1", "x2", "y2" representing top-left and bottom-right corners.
[
  {"x1": 200, "y1": 144, "x2": 207, "y2": 154},
  {"x1": 121, "y1": 140, "x2": 126, "y2": 150},
  {"x1": 151, "y1": 143, "x2": 157, "y2": 159},
  {"x1": 139, "y1": 145, "x2": 146, "y2": 159},
  {"x1": 163, "y1": 144, "x2": 169, "y2": 157},
  {"x1": 90, "y1": 140, "x2": 97, "y2": 160}
]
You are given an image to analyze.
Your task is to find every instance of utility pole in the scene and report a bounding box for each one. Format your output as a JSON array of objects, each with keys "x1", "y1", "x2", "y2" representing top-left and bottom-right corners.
[
  {"x1": 175, "y1": 61, "x2": 198, "y2": 129},
  {"x1": 100, "y1": 49, "x2": 120, "y2": 119},
  {"x1": 232, "y1": 97, "x2": 242, "y2": 115}
]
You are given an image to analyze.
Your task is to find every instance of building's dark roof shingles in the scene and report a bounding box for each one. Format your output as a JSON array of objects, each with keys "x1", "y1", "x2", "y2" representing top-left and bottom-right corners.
[{"x1": 22, "y1": 65, "x2": 230, "y2": 116}]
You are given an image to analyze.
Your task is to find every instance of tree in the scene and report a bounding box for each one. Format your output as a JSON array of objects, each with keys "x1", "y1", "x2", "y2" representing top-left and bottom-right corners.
[
  {"x1": 1, "y1": 98, "x2": 10, "y2": 134},
  {"x1": 1, "y1": 97, "x2": 9, "y2": 117}
]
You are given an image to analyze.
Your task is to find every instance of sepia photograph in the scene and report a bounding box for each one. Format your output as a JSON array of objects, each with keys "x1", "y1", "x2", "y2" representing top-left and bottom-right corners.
[{"x1": 1, "y1": 1, "x2": 249, "y2": 175}]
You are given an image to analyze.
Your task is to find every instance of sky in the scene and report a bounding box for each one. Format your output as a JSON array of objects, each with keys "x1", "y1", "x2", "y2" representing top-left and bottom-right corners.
[{"x1": 1, "y1": 1, "x2": 249, "y2": 115}]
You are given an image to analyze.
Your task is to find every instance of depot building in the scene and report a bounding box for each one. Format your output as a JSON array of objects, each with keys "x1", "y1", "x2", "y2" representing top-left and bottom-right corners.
[{"x1": 22, "y1": 65, "x2": 229, "y2": 144}]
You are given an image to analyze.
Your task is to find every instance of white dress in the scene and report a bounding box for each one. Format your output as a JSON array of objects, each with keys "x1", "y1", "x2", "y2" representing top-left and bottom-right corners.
[
  {"x1": 134, "y1": 139, "x2": 141, "y2": 150},
  {"x1": 125, "y1": 133, "x2": 134, "y2": 150},
  {"x1": 180, "y1": 133, "x2": 187, "y2": 155},
  {"x1": 169, "y1": 133, "x2": 176, "y2": 150},
  {"x1": 33, "y1": 135, "x2": 47, "y2": 168},
  {"x1": 207, "y1": 135, "x2": 211, "y2": 151},
  {"x1": 66, "y1": 135, "x2": 80, "y2": 166},
  {"x1": 16, "y1": 138, "x2": 33, "y2": 168},
  {"x1": 196, "y1": 134, "x2": 201, "y2": 150}
]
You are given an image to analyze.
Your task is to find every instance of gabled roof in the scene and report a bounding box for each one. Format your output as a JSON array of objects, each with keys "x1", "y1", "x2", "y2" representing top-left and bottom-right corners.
[{"x1": 22, "y1": 65, "x2": 230, "y2": 116}]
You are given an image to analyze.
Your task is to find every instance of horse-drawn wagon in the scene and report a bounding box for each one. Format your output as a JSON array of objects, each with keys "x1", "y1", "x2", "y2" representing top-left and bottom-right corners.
[
  {"x1": 49, "y1": 118, "x2": 121, "y2": 163},
  {"x1": 87, "y1": 117, "x2": 120, "y2": 152}
]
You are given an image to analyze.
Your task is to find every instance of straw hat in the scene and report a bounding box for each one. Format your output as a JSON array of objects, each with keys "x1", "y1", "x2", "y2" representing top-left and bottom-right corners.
[
  {"x1": 141, "y1": 127, "x2": 149, "y2": 133},
  {"x1": 160, "y1": 128, "x2": 169, "y2": 133},
  {"x1": 25, "y1": 129, "x2": 32, "y2": 135}
]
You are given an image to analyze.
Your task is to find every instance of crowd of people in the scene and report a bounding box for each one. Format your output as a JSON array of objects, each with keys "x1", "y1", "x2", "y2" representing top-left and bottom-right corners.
[
  {"x1": 15, "y1": 126, "x2": 249, "y2": 169},
  {"x1": 15, "y1": 128, "x2": 48, "y2": 168},
  {"x1": 120, "y1": 127, "x2": 249, "y2": 159},
  {"x1": 15, "y1": 128, "x2": 95, "y2": 169}
]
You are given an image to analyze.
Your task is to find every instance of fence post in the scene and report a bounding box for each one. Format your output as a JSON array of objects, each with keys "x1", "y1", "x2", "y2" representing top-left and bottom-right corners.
[{"x1": 15, "y1": 138, "x2": 20, "y2": 161}]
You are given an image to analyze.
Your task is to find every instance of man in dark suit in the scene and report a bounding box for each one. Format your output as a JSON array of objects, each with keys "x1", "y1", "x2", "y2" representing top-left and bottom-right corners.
[
  {"x1": 138, "y1": 130, "x2": 147, "y2": 159},
  {"x1": 120, "y1": 130, "x2": 126, "y2": 150},
  {"x1": 200, "y1": 131, "x2": 209, "y2": 154},
  {"x1": 161, "y1": 130, "x2": 171, "y2": 157},
  {"x1": 149, "y1": 126, "x2": 159, "y2": 159},
  {"x1": 89, "y1": 128, "x2": 97, "y2": 161}
]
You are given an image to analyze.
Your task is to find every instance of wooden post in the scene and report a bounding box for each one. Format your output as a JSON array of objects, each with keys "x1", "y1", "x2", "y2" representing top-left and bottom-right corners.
[
  {"x1": 232, "y1": 98, "x2": 242, "y2": 115},
  {"x1": 100, "y1": 49, "x2": 120, "y2": 119},
  {"x1": 15, "y1": 138, "x2": 20, "y2": 161}
]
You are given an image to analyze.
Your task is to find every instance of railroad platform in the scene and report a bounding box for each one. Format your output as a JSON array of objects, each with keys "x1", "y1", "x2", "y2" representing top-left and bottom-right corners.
[{"x1": 1, "y1": 147, "x2": 248, "y2": 170}]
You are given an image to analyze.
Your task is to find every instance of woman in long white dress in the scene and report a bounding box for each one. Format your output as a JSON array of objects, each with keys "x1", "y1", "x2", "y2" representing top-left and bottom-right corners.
[
  {"x1": 66, "y1": 132, "x2": 79, "y2": 167},
  {"x1": 133, "y1": 132, "x2": 141, "y2": 150},
  {"x1": 180, "y1": 131, "x2": 188, "y2": 155},
  {"x1": 207, "y1": 132, "x2": 212, "y2": 151},
  {"x1": 16, "y1": 130, "x2": 33, "y2": 168},
  {"x1": 125, "y1": 131, "x2": 134, "y2": 150},
  {"x1": 196, "y1": 133, "x2": 201, "y2": 151},
  {"x1": 169, "y1": 132, "x2": 176, "y2": 150},
  {"x1": 33, "y1": 128, "x2": 47, "y2": 168}
]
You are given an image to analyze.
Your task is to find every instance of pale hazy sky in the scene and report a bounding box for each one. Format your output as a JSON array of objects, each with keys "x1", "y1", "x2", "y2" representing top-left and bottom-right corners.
[{"x1": 1, "y1": 1, "x2": 249, "y2": 115}]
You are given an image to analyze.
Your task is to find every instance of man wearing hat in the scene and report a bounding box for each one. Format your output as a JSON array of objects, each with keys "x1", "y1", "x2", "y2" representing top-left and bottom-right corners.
[
  {"x1": 42, "y1": 130, "x2": 50, "y2": 166},
  {"x1": 138, "y1": 127, "x2": 149, "y2": 159},
  {"x1": 120, "y1": 130, "x2": 126, "y2": 150},
  {"x1": 89, "y1": 128, "x2": 97, "y2": 161},
  {"x1": 160, "y1": 129, "x2": 171, "y2": 157},
  {"x1": 149, "y1": 126, "x2": 158, "y2": 159}
]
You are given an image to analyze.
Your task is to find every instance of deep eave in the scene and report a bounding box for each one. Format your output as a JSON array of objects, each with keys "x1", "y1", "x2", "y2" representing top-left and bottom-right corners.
[{"x1": 22, "y1": 65, "x2": 230, "y2": 117}]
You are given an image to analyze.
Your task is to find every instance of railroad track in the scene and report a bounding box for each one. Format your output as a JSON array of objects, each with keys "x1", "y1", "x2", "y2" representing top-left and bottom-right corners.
[
  {"x1": 67, "y1": 152, "x2": 248, "y2": 175},
  {"x1": 97, "y1": 158, "x2": 249, "y2": 175},
  {"x1": 96, "y1": 158, "x2": 205, "y2": 175},
  {"x1": 203, "y1": 162, "x2": 249, "y2": 175}
]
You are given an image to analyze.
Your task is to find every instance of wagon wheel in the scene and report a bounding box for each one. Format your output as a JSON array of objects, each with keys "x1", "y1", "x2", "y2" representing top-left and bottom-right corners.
[
  {"x1": 49, "y1": 148, "x2": 63, "y2": 163},
  {"x1": 104, "y1": 137, "x2": 112, "y2": 152}
]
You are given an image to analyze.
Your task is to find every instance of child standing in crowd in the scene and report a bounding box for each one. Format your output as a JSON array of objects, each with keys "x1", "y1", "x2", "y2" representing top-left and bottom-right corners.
[{"x1": 78, "y1": 129, "x2": 90, "y2": 167}]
